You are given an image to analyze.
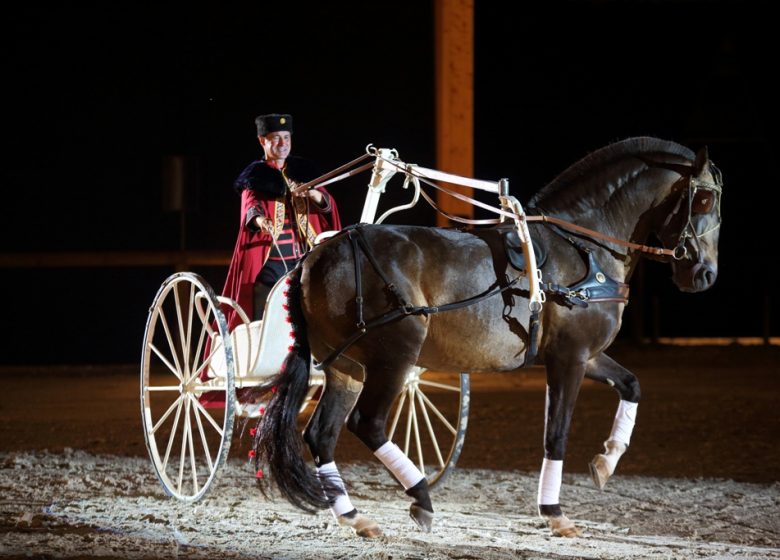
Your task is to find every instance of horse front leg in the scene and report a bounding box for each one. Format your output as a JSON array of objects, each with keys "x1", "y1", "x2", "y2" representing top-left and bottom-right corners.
[
  {"x1": 585, "y1": 352, "x2": 640, "y2": 489},
  {"x1": 538, "y1": 355, "x2": 586, "y2": 537}
]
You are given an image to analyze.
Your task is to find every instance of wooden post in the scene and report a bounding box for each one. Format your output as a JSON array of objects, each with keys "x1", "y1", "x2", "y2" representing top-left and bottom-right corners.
[{"x1": 435, "y1": 0, "x2": 474, "y2": 226}]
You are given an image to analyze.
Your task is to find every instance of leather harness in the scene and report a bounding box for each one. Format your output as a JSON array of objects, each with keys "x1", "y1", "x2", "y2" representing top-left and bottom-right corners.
[
  {"x1": 312, "y1": 222, "x2": 627, "y2": 371},
  {"x1": 313, "y1": 224, "x2": 524, "y2": 371},
  {"x1": 502, "y1": 226, "x2": 629, "y2": 308}
]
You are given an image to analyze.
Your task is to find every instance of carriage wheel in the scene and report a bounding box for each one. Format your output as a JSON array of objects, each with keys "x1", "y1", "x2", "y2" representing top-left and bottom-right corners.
[
  {"x1": 141, "y1": 272, "x2": 235, "y2": 502},
  {"x1": 387, "y1": 368, "x2": 470, "y2": 488}
]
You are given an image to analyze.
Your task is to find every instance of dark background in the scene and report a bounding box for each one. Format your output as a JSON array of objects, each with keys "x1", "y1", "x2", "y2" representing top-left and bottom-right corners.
[{"x1": 1, "y1": 1, "x2": 776, "y2": 364}]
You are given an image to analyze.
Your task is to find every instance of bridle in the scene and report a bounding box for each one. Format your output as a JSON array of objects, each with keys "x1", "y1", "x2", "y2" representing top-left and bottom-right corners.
[{"x1": 662, "y1": 161, "x2": 723, "y2": 261}]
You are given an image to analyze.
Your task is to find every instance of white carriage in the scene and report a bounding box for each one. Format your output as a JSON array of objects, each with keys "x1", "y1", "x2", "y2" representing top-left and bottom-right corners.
[{"x1": 141, "y1": 146, "x2": 541, "y2": 501}]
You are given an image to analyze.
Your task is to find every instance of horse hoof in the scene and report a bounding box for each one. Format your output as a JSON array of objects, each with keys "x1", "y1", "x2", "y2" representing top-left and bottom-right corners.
[
  {"x1": 338, "y1": 513, "x2": 383, "y2": 538},
  {"x1": 589, "y1": 454, "x2": 610, "y2": 490},
  {"x1": 409, "y1": 504, "x2": 434, "y2": 533},
  {"x1": 546, "y1": 514, "x2": 582, "y2": 538}
]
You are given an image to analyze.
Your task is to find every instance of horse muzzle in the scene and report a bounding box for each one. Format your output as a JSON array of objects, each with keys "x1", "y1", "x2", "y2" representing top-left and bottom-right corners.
[{"x1": 676, "y1": 262, "x2": 718, "y2": 293}]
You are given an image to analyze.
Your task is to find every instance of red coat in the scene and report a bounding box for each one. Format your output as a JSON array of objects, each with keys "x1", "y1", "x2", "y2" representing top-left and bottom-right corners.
[{"x1": 221, "y1": 157, "x2": 341, "y2": 330}]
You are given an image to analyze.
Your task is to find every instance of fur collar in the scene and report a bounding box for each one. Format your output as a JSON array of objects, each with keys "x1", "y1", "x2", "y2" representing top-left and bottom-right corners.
[{"x1": 233, "y1": 156, "x2": 320, "y2": 196}]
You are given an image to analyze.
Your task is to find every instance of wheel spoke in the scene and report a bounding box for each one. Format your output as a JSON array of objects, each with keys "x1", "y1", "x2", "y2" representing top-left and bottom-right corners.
[
  {"x1": 184, "y1": 399, "x2": 199, "y2": 495},
  {"x1": 148, "y1": 342, "x2": 181, "y2": 379},
  {"x1": 415, "y1": 389, "x2": 445, "y2": 468},
  {"x1": 409, "y1": 390, "x2": 425, "y2": 475},
  {"x1": 387, "y1": 389, "x2": 408, "y2": 441},
  {"x1": 151, "y1": 396, "x2": 184, "y2": 435},
  {"x1": 190, "y1": 306, "x2": 212, "y2": 383},
  {"x1": 403, "y1": 386, "x2": 414, "y2": 455},
  {"x1": 173, "y1": 285, "x2": 189, "y2": 379},
  {"x1": 418, "y1": 378, "x2": 462, "y2": 392},
  {"x1": 189, "y1": 394, "x2": 214, "y2": 472},
  {"x1": 177, "y1": 397, "x2": 190, "y2": 494},
  {"x1": 418, "y1": 390, "x2": 457, "y2": 435},
  {"x1": 183, "y1": 283, "x2": 196, "y2": 379},
  {"x1": 162, "y1": 395, "x2": 185, "y2": 472},
  {"x1": 190, "y1": 344, "x2": 219, "y2": 384},
  {"x1": 157, "y1": 312, "x2": 184, "y2": 382},
  {"x1": 190, "y1": 392, "x2": 224, "y2": 436},
  {"x1": 145, "y1": 385, "x2": 181, "y2": 392}
]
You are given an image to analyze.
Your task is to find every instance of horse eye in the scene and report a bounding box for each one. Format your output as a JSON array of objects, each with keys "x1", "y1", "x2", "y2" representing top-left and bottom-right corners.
[{"x1": 692, "y1": 191, "x2": 715, "y2": 214}]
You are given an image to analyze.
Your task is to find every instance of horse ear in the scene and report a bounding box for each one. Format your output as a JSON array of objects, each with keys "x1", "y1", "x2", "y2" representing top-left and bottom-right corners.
[{"x1": 694, "y1": 146, "x2": 709, "y2": 174}]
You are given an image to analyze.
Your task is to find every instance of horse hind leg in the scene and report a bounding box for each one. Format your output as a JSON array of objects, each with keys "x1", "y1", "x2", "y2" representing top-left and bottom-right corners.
[
  {"x1": 346, "y1": 359, "x2": 434, "y2": 533},
  {"x1": 584, "y1": 352, "x2": 640, "y2": 489},
  {"x1": 303, "y1": 368, "x2": 382, "y2": 538}
]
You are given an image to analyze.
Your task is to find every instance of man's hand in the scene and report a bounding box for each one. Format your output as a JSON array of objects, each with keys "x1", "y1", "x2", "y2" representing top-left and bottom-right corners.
[
  {"x1": 305, "y1": 189, "x2": 324, "y2": 205},
  {"x1": 254, "y1": 217, "x2": 273, "y2": 233},
  {"x1": 291, "y1": 183, "x2": 324, "y2": 206}
]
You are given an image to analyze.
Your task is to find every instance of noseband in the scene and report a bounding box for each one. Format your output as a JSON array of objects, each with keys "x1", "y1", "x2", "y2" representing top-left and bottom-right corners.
[{"x1": 663, "y1": 162, "x2": 723, "y2": 261}]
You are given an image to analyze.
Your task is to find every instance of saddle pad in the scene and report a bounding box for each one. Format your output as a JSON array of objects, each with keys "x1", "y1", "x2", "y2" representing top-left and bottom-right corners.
[{"x1": 503, "y1": 230, "x2": 547, "y2": 272}]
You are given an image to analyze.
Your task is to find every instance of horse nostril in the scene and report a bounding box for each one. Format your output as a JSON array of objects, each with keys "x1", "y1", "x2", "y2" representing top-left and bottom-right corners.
[{"x1": 697, "y1": 264, "x2": 717, "y2": 287}]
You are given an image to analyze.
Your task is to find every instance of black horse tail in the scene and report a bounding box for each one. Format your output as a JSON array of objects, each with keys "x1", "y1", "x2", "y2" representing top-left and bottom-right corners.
[{"x1": 252, "y1": 269, "x2": 329, "y2": 512}]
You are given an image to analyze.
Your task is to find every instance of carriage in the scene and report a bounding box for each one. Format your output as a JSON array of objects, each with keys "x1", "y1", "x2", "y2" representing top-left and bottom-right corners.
[
  {"x1": 139, "y1": 146, "x2": 540, "y2": 502},
  {"x1": 141, "y1": 138, "x2": 722, "y2": 538}
]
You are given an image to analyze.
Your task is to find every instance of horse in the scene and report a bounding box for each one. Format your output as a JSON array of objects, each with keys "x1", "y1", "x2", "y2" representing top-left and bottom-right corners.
[{"x1": 251, "y1": 136, "x2": 723, "y2": 538}]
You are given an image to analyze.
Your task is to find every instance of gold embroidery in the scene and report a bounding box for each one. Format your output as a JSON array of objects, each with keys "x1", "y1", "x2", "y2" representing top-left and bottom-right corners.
[
  {"x1": 273, "y1": 199, "x2": 285, "y2": 238},
  {"x1": 278, "y1": 166, "x2": 318, "y2": 254}
]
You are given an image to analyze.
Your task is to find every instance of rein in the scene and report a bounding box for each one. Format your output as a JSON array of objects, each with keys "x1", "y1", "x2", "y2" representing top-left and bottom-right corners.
[
  {"x1": 301, "y1": 152, "x2": 681, "y2": 259},
  {"x1": 312, "y1": 225, "x2": 524, "y2": 371},
  {"x1": 408, "y1": 171, "x2": 677, "y2": 258}
]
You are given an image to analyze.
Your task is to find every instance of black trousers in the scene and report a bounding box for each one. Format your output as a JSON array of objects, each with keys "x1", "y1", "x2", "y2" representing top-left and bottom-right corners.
[
  {"x1": 254, "y1": 258, "x2": 300, "y2": 318},
  {"x1": 257, "y1": 258, "x2": 299, "y2": 287}
]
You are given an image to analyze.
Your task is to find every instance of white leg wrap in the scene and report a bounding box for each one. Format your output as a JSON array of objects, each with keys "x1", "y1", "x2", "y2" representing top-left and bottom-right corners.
[
  {"x1": 316, "y1": 462, "x2": 355, "y2": 518},
  {"x1": 374, "y1": 442, "x2": 424, "y2": 490},
  {"x1": 537, "y1": 458, "x2": 563, "y2": 505},
  {"x1": 609, "y1": 400, "x2": 638, "y2": 446}
]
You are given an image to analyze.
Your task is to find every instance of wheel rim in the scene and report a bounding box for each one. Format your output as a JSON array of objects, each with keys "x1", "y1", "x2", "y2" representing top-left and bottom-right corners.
[
  {"x1": 140, "y1": 272, "x2": 235, "y2": 502},
  {"x1": 387, "y1": 368, "x2": 470, "y2": 488}
]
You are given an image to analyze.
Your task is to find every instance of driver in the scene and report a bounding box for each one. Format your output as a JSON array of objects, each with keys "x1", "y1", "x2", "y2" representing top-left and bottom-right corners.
[{"x1": 221, "y1": 113, "x2": 341, "y2": 328}]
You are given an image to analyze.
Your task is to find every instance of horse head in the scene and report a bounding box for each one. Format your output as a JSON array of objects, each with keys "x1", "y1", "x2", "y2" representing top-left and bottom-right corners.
[{"x1": 656, "y1": 146, "x2": 722, "y2": 292}]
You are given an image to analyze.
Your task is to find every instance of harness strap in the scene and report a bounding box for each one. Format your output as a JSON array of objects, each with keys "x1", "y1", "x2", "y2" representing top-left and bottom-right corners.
[
  {"x1": 525, "y1": 310, "x2": 541, "y2": 366},
  {"x1": 313, "y1": 277, "x2": 522, "y2": 371},
  {"x1": 541, "y1": 226, "x2": 630, "y2": 308},
  {"x1": 348, "y1": 231, "x2": 366, "y2": 329},
  {"x1": 313, "y1": 225, "x2": 524, "y2": 371},
  {"x1": 398, "y1": 162, "x2": 676, "y2": 258},
  {"x1": 525, "y1": 215, "x2": 674, "y2": 257},
  {"x1": 289, "y1": 149, "x2": 693, "y2": 260},
  {"x1": 351, "y1": 226, "x2": 413, "y2": 310}
]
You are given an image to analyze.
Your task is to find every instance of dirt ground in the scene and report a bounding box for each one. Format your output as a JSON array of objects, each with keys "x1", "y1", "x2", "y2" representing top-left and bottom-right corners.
[{"x1": 1, "y1": 343, "x2": 779, "y2": 559}]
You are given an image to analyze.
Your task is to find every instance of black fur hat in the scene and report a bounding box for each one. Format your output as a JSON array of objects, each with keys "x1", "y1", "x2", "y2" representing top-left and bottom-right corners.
[{"x1": 255, "y1": 113, "x2": 293, "y2": 136}]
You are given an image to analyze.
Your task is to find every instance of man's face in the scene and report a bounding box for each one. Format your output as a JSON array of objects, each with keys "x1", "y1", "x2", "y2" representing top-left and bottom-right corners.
[{"x1": 259, "y1": 131, "x2": 292, "y2": 162}]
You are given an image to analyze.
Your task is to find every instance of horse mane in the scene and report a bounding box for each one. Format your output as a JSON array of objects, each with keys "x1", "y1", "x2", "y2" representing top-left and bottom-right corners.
[{"x1": 528, "y1": 137, "x2": 695, "y2": 214}]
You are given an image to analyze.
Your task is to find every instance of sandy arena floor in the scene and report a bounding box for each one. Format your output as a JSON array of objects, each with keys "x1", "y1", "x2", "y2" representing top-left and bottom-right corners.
[{"x1": 1, "y1": 344, "x2": 778, "y2": 559}]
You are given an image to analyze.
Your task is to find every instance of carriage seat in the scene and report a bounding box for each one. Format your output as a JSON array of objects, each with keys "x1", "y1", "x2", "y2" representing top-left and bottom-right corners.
[
  {"x1": 207, "y1": 274, "x2": 294, "y2": 380},
  {"x1": 502, "y1": 230, "x2": 547, "y2": 272},
  {"x1": 206, "y1": 320, "x2": 263, "y2": 378}
]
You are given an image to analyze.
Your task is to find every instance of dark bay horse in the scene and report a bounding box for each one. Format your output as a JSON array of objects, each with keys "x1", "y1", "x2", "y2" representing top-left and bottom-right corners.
[{"x1": 253, "y1": 137, "x2": 723, "y2": 537}]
